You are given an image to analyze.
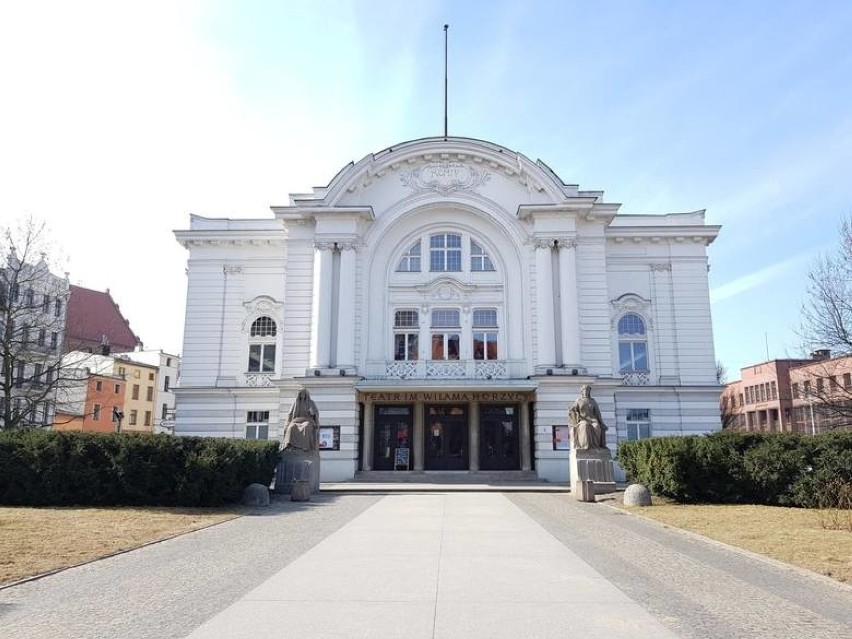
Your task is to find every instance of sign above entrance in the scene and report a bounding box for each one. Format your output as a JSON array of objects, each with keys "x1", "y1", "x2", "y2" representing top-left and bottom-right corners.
[{"x1": 363, "y1": 391, "x2": 529, "y2": 403}]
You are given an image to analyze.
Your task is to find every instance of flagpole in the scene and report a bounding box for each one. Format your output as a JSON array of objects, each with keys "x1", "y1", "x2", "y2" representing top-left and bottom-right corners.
[{"x1": 443, "y1": 24, "x2": 449, "y2": 139}]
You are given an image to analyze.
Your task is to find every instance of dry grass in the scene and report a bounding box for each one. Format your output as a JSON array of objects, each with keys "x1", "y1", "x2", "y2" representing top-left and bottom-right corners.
[
  {"x1": 0, "y1": 506, "x2": 239, "y2": 586},
  {"x1": 614, "y1": 498, "x2": 852, "y2": 583}
]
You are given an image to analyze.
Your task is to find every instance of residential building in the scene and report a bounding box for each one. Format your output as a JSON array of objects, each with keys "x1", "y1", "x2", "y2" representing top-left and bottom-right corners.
[
  {"x1": 115, "y1": 354, "x2": 158, "y2": 432},
  {"x1": 174, "y1": 136, "x2": 722, "y2": 482},
  {"x1": 0, "y1": 254, "x2": 69, "y2": 428},
  {"x1": 126, "y1": 350, "x2": 180, "y2": 433},
  {"x1": 722, "y1": 351, "x2": 852, "y2": 433},
  {"x1": 64, "y1": 285, "x2": 142, "y2": 354},
  {"x1": 53, "y1": 370, "x2": 126, "y2": 433}
]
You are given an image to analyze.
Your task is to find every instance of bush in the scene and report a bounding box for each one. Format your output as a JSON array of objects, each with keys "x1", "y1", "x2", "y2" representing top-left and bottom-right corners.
[
  {"x1": 616, "y1": 430, "x2": 852, "y2": 507},
  {"x1": 0, "y1": 430, "x2": 279, "y2": 507}
]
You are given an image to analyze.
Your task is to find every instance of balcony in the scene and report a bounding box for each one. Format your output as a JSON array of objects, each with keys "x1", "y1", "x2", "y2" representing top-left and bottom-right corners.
[
  {"x1": 621, "y1": 370, "x2": 651, "y2": 386},
  {"x1": 384, "y1": 360, "x2": 509, "y2": 380}
]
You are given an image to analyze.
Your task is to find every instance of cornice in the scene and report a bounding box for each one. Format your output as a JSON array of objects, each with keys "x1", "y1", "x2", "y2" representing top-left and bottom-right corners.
[{"x1": 175, "y1": 230, "x2": 286, "y2": 249}]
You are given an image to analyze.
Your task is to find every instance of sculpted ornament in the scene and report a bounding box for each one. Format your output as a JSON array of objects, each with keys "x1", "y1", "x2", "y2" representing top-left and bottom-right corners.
[{"x1": 400, "y1": 161, "x2": 491, "y2": 195}]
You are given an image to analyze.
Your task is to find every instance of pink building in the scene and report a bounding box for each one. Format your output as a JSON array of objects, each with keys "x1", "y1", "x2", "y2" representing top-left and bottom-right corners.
[{"x1": 722, "y1": 351, "x2": 852, "y2": 433}]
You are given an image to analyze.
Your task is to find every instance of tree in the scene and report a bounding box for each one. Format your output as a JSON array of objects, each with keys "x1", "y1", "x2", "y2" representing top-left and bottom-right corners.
[
  {"x1": 797, "y1": 215, "x2": 852, "y2": 431},
  {"x1": 0, "y1": 217, "x2": 70, "y2": 429}
]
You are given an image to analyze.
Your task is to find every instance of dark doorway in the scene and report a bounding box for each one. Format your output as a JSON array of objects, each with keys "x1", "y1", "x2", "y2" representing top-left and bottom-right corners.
[
  {"x1": 425, "y1": 404, "x2": 468, "y2": 470},
  {"x1": 479, "y1": 404, "x2": 520, "y2": 470},
  {"x1": 373, "y1": 405, "x2": 413, "y2": 471}
]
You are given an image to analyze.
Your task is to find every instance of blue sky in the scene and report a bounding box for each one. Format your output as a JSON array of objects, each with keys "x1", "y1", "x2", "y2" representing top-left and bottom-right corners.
[{"x1": 1, "y1": 1, "x2": 850, "y2": 380}]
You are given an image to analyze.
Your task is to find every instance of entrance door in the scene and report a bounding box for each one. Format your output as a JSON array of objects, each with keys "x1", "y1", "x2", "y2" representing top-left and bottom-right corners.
[
  {"x1": 373, "y1": 405, "x2": 413, "y2": 471},
  {"x1": 425, "y1": 404, "x2": 469, "y2": 470},
  {"x1": 479, "y1": 404, "x2": 520, "y2": 471}
]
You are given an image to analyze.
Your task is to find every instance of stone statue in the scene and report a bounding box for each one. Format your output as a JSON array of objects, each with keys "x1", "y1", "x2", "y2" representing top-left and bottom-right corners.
[
  {"x1": 281, "y1": 387, "x2": 319, "y2": 452},
  {"x1": 569, "y1": 384, "x2": 608, "y2": 451}
]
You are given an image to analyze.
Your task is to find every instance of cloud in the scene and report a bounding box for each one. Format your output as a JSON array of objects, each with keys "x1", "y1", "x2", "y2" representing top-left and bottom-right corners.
[{"x1": 710, "y1": 253, "x2": 811, "y2": 304}]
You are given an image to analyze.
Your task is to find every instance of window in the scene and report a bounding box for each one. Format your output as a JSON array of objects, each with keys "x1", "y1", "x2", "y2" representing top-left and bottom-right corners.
[
  {"x1": 163, "y1": 376, "x2": 170, "y2": 392},
  {"x1": 430, "y1": 233, "x2": 462, "y2": 272},
  {"x1": 148, "y1": 372, "x2": 154, "y2": 381},
  {"x1": 248, "y1": 317, "x2": 277, "y2": 373},
  {"x1": 96, "y1": 380, "x2": 103, "y2": 391},
  {"x1": 626, "y1": 409, "x2": 651, "y2": 441},
  {"x1": 10, "y1": 284, "x2": 19, "y2": 303},
  {"x1": 37, "y1": 328, "x2": 46, "y2": 346},
  {"x1": 118, "y1": 366, "x2": 126, "y2": 377},
  {"x1": 15, "y1": 363, "x2": 24, "y2": 387},
  {"x1": 26, "y1": 289, "x2": 34, "y2": 306},
  {"x1": 33, "y1": 363, "x2": 43, "y2": 385},
  {"x1": 617, "y1": 313, "x2": 648, "y2": 372},
  {"x1": 770, "y1": 381, "x2": 777, "y2": 400},
  {"x1": 470, "y1": 241, "x2": 495, "y2": 271},
  {"x1": 472, "y1": 308, "x2": 498, "y2": 360},
  {"x1": 792, "y1": 383, "x2": 799, "y2": 399},
  {"x1": 42, "y1": 294, "x2": 50, "y2": 314},
  {"x1": 161, "y1": 404, "x2": 168, "y2": 420},
  {"x1": 54, "y1": 298, "x2": 62, "y2": 317},
  {"x1": 129, "y1": 410, "x2": 137, "y2": 426},
  {"x1": 246, "y1": 411, "x2": 270, "y2": 439},
  {"x1": 114, "y1": 384, "x2": 120, "y2": 394},
  {"x1": 845, "y1": 373, "x2": 851, "y2": 389},
  {"x1": 816, "y1": 378, "x2": 824, "y2": 393},
  {"x1": 112, "y1": 407, "x2": 120, "y2": 423},
  {"x1": 393, "y1": 310, "x2": 419, "y2": 361},
  {"x1": 132, "y1": 384, "x2": 139, "y2": 400},
  {"x1": 146, "y1": 386, "x2": 153, "y2": 402},
  {"x1": 166, "y1": 357, "x2": 172, "y2": 367},
  {"x1": 144, "y1": 411, "x2": 151, "y2": 426},
  {"x1": 133, "y1": 370, "x2": 140, "y2": 379},
  {"x1": 431, "y1": 309, "x2": 460, "y2": 360},
  {"x1": 397, "y1": 241, "x2": 421, "y2": 272},
  {"x1": 21, "y1": 324, "x2": 29, "y2": 345},
  {"x1": 92, "y1": 404, "x2": 101, "y2": 421}
]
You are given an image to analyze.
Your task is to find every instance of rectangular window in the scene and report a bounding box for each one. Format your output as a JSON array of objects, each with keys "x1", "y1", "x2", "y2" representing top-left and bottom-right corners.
[
  {"x1": 429, "y1": 234, "x2": 462, "y2": 272},
  {"x1": 144, "y1": 411, "x2": 151, "y2": 426},
  {"x1": 618, "y1": 342, "x2": 648, "y2": 372},
  {"x1": 830, "y1": 376, "x2": 839, "y2": 391},
  {"x1": 42, "y1": 294, "x2": 50, "y2": 314},
  {"x1": 33, "y1": 363, "x2": 43, "y2": 385},
  {"x1": 111, "y1": 406, "x2": 120, "y2": 423},
  {"x1": 93, "y1": 403, "x2": 101, "y2": 421},
  {"x1": 791, "y1": 383, "x2": 798, "y2": 399},
  {"x1": 38, "y1": 329, "x2": 46, "y2": 346},
  {"x1": 816, "y1": 378, "x2": 824, "y2": 393},
  {"x1": 626, "y1": 409, "x2": 651, "y2": 441},
  {"x1": 431, "y1": 309, "x2": 460, "y2": 328},
  {"x1": 132, "y1": 384, "x2": 139, "y2": 400},
  {"x1": 118, "y1": 366, "x2": 126, "y2": 378},
  {"x1": 164, "y1": 376, "x2": 170, "y2": 392},
  {"x1": 161, "y1": 404, "x2": 168, "y2": 420},
  {"x1": 248, "y1": 344, "x2": 276, "y2": 372},
  {"x1": 246, "y1": 411, "x2": 270, "y2": 439},
  {"x1": 166, "y1": 357, "x2": 172, "y2": 367},
  {"x1": 394, "y1": 333, "x2": 419, "y2": 361},
  {"x1": 114, "y1": 384, "x2": 120, "y2": 394},
  {"x1": 54, "y1": 299, "x2": 62, "y2": 317},
  {"x1": 96, "y1": 380, "x2": 103, "y2": 391},
  {"x1": 133, "y1": 370, "x2": 140, "y2": 379},
  {"x1": 50, "y1": 332, "x2": 58, "y2": 351},
  {"x1": 845, "y1": 373, "x2": 851, "y2": 389},
  {"x1": 770, "y1": 381, "x2": 777, "y2": 400},
  {"x1": 431, "y1": 333, "x2": 460, "y2": 360},
  {"x1": 129, "y1": 410, "x2": 138, "y2": 425},
  {"x1": 148, "y1": 372, "x2": 154, "y2": 381},
  {"x1": 15, "y1": 363, "x2": 24, "y2": 387},
  {"x1": 146, "y1": 386, "x2": 153, "y2": 401}
]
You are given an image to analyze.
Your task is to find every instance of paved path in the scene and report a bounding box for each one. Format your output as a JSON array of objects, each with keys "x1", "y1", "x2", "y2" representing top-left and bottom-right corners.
[{"x1": 1, "y1": 492, "x2": 850, "y2": 639}]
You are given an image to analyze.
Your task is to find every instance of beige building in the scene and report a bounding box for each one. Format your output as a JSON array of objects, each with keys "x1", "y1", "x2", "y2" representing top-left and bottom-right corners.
[{"x1": 114, "y1": 354, "x2": 159, "y2": 432}]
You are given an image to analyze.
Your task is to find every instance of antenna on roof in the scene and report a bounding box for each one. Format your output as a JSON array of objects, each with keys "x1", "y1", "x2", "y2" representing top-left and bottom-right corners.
[{"x1": 443, "y1": 24, "x2": 449, "y2": 139}]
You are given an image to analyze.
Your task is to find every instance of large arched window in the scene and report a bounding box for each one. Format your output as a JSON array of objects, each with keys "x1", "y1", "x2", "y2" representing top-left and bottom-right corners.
[
  {"x1": 617, "y1": 313, "x2": 647, "y2": 372},
  {"x1": 470, "y1": 241, "x2": 495, "y2": 272},
  {"x1": 248, "y1": 316, "x2": 277, "y2": 372},
  {"x1": 396, "y1": 241, "x2": 421, "y2": 272}
]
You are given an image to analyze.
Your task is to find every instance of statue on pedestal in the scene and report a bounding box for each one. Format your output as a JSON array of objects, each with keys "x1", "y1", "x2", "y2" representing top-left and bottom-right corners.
[
  {"x1": 569, "y1": 384, "x2": 609, "y2": 451},
  {"x1": 275, "y1": 387, "x2": 321, "y2": 495}
]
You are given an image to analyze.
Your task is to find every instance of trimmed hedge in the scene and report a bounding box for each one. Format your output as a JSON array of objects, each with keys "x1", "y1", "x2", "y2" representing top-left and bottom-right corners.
[
  {"x1": 616, "y1": 430, "x2": 852, "y2": 507},
  {"x1": 0, "y1": 430, "x2": 280, "y2": 507}
]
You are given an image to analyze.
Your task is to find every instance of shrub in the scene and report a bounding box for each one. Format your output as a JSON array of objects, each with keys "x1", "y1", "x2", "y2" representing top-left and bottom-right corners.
[
  {"x1": 617, "y1": 430, "x2": 852, "y2": 507},
  {"x1": 0, "y1": 430, "x2": 279, "y2": 507}
]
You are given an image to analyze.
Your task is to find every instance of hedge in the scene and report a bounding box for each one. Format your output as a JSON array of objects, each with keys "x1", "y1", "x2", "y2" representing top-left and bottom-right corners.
[
  {"x1": 0, "y1": 430, "x2": 280, "y2": 507},
  {"x1": 616, "y1": 430, "x2": 852, "y2": 507}
]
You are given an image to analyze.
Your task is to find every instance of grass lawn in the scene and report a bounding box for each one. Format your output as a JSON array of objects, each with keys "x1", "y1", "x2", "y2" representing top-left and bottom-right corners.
[
  {"x1": 613, "y1": 498, "x2": 852, "y2": 583},
  {"x1": 0, "y1": 506, "x2": 239, "y2": 586}
]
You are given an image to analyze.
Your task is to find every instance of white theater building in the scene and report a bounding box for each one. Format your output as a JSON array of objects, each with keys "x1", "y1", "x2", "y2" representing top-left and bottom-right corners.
[{"x1": 174, "y1": 136, "x2": 721, "y2": 482}]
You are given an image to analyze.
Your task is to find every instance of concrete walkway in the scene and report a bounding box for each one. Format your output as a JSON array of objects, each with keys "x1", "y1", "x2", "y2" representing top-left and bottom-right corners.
[
  {"x1": 1, "y1": 491, "x2": 850, "y2": 639},
  {"x1": 186, "y1": 493, "x2": 676, "y2": 639}
]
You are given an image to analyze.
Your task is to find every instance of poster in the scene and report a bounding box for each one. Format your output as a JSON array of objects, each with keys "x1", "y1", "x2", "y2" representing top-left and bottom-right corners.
[
  {"x1": 319, "y1": 426, "x2": 340, "y2": 450},
  {"x1": 552, "y1": 425, "x2": 571, "y2": 451}
]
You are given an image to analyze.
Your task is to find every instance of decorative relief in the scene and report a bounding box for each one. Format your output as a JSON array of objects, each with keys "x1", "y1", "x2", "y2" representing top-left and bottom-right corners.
[
  {"x1": 400, "y1": 161, "x2": 491, "y2": 195},
  {"x1": 610, "y1": 293, "x2": 653, "y2": 328},
  {"x1": 314, "y1": 241, "x2": 359, "y2": 251},
  {"x1": 555, "y1": 238, "x2": 577, "y2": 250}
]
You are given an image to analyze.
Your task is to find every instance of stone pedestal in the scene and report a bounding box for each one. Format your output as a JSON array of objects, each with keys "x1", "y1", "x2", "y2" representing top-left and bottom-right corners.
[
  {"x1": 274, "y1": 449, "x2": 320, "y2": 495},
  {"x1": 570, "y1": 448, "x2": 616, "y2": 499}
]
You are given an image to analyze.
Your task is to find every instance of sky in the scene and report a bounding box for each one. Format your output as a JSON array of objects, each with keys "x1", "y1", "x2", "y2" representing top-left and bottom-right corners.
[{"x1": 1, "y1": 0, "x2": 850, "y2": 381}]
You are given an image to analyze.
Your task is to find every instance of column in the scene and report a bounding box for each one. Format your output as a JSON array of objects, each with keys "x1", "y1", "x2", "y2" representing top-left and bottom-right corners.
[
  {"x1": 558, "y1": 240, "x2": 580, "y2": 366},
  {"x1": 534, "y1": 241, "x2": 556, "y2": 367},
  {"x1": 469, "y1": 400, "x2": 480, "y2": 471},
  {"x1": 362, "y1": 398, "x2": 373, "y2": 471},
  {"x1": 413, "y1": 402, "x2": 425, "y2": 471},
  {"x1": 310, "y1": 244, "x2": 334, "y2": 369},
  {"x1": 520, "y1": 401, "x2": 532, "y2": 472},
  {"x1": 336, "y1": 245, "x2": 356, "y2": 369}
]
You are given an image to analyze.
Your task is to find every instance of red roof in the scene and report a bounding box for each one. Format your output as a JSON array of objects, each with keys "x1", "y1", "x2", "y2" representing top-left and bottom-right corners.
[{"x1": 65, "y1": 285, "x2": 141, "y2": 353}]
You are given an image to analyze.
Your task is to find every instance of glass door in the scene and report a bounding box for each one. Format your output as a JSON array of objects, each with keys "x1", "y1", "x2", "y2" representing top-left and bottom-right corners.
[
  {"x1": 479, "y1": 404, "x2": 520, "y2": 470},
  {"x1": 373, "y1": 405, "x2": 413, "y2": 471},
  {"x1": 425, "y1": 404, "x2": 469, "y2": 470}
]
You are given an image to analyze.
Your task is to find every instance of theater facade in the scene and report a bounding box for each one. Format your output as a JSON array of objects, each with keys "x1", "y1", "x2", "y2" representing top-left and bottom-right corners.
[{"x1": 174, "y1": 137, "x2": 722, "y2": 482}]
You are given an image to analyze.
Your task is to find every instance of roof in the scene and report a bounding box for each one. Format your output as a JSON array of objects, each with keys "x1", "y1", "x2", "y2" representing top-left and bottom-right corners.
[{"x1": 65, "y1": 285, "x2": 141, "y2": 353}]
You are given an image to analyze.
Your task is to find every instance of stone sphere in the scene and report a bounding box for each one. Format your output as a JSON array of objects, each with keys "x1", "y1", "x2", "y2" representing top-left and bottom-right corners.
[
  {"x1": 623, "y1": 483, "x2": 652, "y2": 507},
  {"x1": 241, "y1": 483, "x2": 271, "y2": 507}
]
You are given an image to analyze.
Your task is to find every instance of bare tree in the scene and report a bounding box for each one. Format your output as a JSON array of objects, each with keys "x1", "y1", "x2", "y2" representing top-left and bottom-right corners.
[{"x1": 0, "y1": 217, "x2": 70, "y2": 429}]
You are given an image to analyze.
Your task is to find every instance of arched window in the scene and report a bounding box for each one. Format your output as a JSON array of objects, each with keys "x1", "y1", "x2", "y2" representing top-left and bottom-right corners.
[
  {"x1": 618, "y1": 313, "x2": 647, "y2": 372},
  {"x1": 248, "y1": 316, "x2": 277, "y2": 373},
  {"x1": 397, "y1": 241, "x2": 421, "y2": 272},
  {"x1": 470, "y1": 241, "x2": 495, "y2": 272}
]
